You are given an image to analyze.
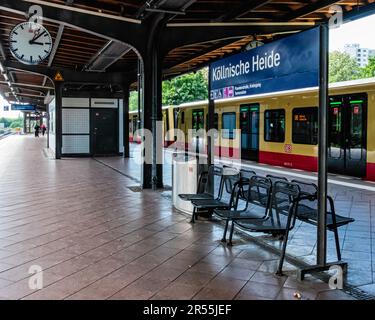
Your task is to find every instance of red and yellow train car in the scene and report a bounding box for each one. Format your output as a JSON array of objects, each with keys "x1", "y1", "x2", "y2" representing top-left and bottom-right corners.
[{"x1": 129, "y1": 78, "x2": 375, "y2": 181}]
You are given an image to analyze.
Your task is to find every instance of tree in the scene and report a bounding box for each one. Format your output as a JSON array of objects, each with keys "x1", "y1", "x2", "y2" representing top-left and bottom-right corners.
[
  {"x1": 129, "y1": 91, "x2": 138, "y2": 112},
  {"x1": 0, "y1": 117, "x2": 13, "y2": 128},
  {"x1": 162, "y1": 69, "x2": 208, "y2": 105},
  {"x1": 360, "y1": 56, "x2": 375, "y2": 78},
  {"x1": 9, "y1": 119, "x2": 23, "y2": 128},
  {"x1": 128, "y1": 68, "x2": 209, "y2": 110},
  {"x1": 329, "y1": 51, "x2": 360, "y2": 83}
]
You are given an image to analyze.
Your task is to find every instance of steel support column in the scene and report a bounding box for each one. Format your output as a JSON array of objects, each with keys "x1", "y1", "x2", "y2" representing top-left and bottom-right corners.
[
  {"x1": 207, "y1": 67, "x2": 215, "y2": 167},
  {"x1": 23, "y1": 112, "x2": 27, "y2": 134},
  {"x1": 143, "y1": 50, "x2": 164, "y2": 189},
  {"x1": 141, "y1": 17, "x2": 166, "y2": 190},
  {"x1": 122, "y1": 83, "x2": 130, "y2": 158},
  {"x1": 297, "y1": 24, "x2": 348, "y2": 280},
  {"x1": 317, "y1": 24, "x2": 329, "y2": 266},
  {"x1": 54, "y1": 82, "x2": 63, "y2": 159}
]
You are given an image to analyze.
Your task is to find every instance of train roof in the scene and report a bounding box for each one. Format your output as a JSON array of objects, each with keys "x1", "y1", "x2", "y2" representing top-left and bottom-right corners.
[
  {"x1": 178, "y1": 77, "x2": 375, "y2": 108},
  {"x1": 128, "y1": 77, "x2": 375, "y2": 113},
  {"x1": 129, "y1": 105, "x2": 172, "y2": 114}
]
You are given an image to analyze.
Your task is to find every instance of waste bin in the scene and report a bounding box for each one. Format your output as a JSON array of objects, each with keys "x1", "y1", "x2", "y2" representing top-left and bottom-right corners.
[{"x1": 172, "y1": 152, "x2": 198, "y2": 215}]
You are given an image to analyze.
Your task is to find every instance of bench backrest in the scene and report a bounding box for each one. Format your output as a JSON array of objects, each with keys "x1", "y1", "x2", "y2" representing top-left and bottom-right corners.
[
  {"x1": 270, "y1": 181, "x2": 300, "y2": 229},
  {"x1": 266, "y1": 174, "x2": 288, "y2": 186},
  {"x1": 220, "y1": 166, "x2": 241, "y2": 203}
]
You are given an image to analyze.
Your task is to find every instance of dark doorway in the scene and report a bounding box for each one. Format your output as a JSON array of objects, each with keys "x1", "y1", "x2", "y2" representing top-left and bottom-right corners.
[
  {"x1": 328, "y1": 93, "x2": 367, "y2": 178},
  {"x1": 240, "y1": 104, "x2": 259, "y2": 161},
  {"x1": 91, "y1": 108, "x2": 118, "y2": 156}
]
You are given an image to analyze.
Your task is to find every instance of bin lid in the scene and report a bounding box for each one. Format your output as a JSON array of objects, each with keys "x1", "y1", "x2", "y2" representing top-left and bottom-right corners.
[{"x1": 172, "y1": 152, "x2": 197, "y2": 164}]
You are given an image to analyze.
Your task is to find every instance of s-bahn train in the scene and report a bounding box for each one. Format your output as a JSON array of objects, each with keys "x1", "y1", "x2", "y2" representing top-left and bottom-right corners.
[{"x1": 129, "y1": 77, "x2": 375, "y2": 181}]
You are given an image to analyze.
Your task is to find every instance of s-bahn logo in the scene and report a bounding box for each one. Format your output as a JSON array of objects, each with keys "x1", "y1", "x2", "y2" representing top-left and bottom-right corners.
[
  {"x1": 284, "y1": 144, "x2": 292, "y2": 154},
  {"x1": 223, "y1": 86, "x2": 234, "y2": 98},
  {"x1": 210, "y1": 86, "x2": 235, "y2": 99}
]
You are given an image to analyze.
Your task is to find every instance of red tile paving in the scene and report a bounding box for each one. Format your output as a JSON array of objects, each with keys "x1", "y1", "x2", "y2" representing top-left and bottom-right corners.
[{"x1": 0, "y1": 135, "x2": 356, "y2": 300}]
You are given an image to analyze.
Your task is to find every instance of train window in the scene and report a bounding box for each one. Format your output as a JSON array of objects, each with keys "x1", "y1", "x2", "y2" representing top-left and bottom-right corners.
[
  {"x1": 264, "y1": 109, "x2": 285, "y2": 142},
  {"x1": 205, "y1": 113, "x2": 219, "y2": 130},
  {"x1": 181, "y1": 111, "x2": 185, "y2": 124},
  {"x1": 222, "y1": 112, "x2": 236, "y2": 139},
  {"x1": 292, "y1": 107, "x2": 318, "y2": 145},
  {"x1": 192, "y1": 109, "x2": 204, "y2": 131}
]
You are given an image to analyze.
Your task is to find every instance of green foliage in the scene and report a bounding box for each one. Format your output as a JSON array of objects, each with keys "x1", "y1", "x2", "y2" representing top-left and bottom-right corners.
[
  {"x1": 360, "y1": 56, "x2": 375, "y2": 78},
  {"x1": 9, "y1": 119, "x2": 23, "y2": 129},
  {"x1": 129, "y1": 90, "x2": 138, "y2": 112},
  {"x1": 0, "y1": 117, "x2": 13, "y2": 128},
  {"x1": 329, "y1": 51, "x2": 360, "y2": 83},
  {"x1": 162, "y1": 69, "x2": 208, "y2": 105},
  {"x1": 128, "y1": 69, "x2": 208, "y2": 110}
]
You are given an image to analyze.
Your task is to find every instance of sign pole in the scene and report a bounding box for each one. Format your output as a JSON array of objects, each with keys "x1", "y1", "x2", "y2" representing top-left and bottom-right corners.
[
  {"x1": 317, "y1": 23, "x2": 329, "y2": 267},
  {"x1": 207, "y1": 66, "x2": 215, "y2": 167}
]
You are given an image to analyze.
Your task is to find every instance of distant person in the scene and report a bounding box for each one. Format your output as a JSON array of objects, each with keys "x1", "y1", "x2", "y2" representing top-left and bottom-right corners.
[
  {"x1": 41, "y1": 124, "x2": 47, "y2": 136},
  {"x1": 34, "y1": 124, "x2": 40, "y2": 137}
]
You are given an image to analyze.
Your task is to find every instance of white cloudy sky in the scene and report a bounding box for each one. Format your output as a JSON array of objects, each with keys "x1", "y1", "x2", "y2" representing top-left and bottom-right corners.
[{"x1": 330, "y1": 14, "x2": 375, "y2": 51}]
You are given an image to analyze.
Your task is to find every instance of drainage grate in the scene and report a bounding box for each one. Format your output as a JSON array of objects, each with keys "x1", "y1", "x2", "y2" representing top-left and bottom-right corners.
[
  {"x1": 342, "y1": 285, "x2": 375, "y2": 300},
  {"x1": 128, "y1": 186, "x2": 143, "y2": 192}
]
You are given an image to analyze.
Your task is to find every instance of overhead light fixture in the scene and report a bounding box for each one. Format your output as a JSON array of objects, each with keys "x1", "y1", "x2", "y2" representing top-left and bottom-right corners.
[
  {"x1": 7, "y1": 81, "x2": 11, "y2": 87},
  {"x1": 3, "y1": 73, "x2": 8, "y2": 81},
  {"x1": 0, "y1": 62, "x2": 4, "y2": 73}
]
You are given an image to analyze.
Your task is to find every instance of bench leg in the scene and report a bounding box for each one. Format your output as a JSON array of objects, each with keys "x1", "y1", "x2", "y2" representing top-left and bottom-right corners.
[
  {"x1": 276, "y1": 210, "x2": 294, "y2": 276},
  {"x1": 333, "y1": 227, "x2": 342, "y2": 261},
  {"x1": 227, "y1": 222, "x2": 235, "y2": 246},
  {"x1": 276, "y1": 229, "x2": 289, "y2": 276},
  {"x1": 221, "y1": 219, "x2": 229, "y2": 243},
  {"x1": 190, "y1": 207, "x2": 196, "y2": 223}
]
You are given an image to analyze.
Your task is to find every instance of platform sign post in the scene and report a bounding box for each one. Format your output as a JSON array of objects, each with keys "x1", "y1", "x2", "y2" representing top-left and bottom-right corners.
[
  {"x1": 207, "y1": 66, "x2": 215, "y2": 196},
  {"x1": 317, "y1": 24, "x2": 329, "y2": 267}
]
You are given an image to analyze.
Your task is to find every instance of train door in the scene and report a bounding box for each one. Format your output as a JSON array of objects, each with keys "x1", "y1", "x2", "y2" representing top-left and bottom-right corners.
[
  {"x1": 239, "y1": 104, "x2": 259, "y2": 161},
  {"x1": 328, "y1": 94, "x2": 367, "y2": 177}
]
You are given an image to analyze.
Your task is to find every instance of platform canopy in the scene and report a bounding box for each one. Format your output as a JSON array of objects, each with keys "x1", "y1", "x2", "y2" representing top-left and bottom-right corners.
[{"x1": 0, "y1": 0, "x2": 373, "y2": 109}]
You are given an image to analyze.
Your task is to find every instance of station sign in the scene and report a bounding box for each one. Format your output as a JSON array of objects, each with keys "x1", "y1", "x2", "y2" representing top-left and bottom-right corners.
[
  {"x1": 210, "y1": 27, "x2": 320, "y2": 100},
  {"x1": 11, "y1": 104, "x2": 36, "y2": 111}
]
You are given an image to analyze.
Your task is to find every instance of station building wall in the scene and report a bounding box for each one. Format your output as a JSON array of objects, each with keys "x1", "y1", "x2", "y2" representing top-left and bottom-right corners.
[{"x1": 47, "y1": 96, "x2": 124, "y2": 157}]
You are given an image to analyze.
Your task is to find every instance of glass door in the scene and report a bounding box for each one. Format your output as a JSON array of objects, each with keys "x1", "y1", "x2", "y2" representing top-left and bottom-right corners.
[
  {"x1": 240, "y1": 104, "x2": 259, "y2": 161},
  {"x1": 328, "y1": 94, "x2": 367, "y2": 177}
]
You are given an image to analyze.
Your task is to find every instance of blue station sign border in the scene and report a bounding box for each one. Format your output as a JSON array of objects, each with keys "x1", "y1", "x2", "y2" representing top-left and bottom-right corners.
[{"x1": 209, "y1": 27, "x2": 320, "y2": 100}]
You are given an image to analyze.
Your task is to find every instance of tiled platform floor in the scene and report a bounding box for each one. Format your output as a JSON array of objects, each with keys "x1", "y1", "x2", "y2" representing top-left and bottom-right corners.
[
  {"x1": 0, "y1": 135, "x2": 357, "y2": 299},
  {"x1": 99, "y1": 144, "x2": 375, "y2": 294}
]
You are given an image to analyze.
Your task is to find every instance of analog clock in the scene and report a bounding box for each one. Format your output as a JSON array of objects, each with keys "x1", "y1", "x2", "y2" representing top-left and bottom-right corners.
[{"x1": 9, "y1": 21, "x2": 53, "y2": 65}]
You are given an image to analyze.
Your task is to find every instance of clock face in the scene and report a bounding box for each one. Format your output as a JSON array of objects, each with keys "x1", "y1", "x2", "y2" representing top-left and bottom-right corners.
[{"x1": 9, "y1": 21, "x2": 53, "y2": 65}]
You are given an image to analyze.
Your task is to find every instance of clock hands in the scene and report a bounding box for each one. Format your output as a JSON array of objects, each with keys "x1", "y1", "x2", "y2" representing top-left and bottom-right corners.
[
  {"x1": 29, "y1": 42, "x2": 44, "y2": 46},
  {"x1": 29, "y1": 30, "x2": 46, "y2": 45}
]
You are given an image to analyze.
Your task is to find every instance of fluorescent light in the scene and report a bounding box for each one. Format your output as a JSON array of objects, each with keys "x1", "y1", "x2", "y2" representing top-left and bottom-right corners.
[
  {"x1": 3, "y1": 74, "x2": 8, "y2": 81},
  {"x1": 7, "y1": 81, "x2": 11, "y2": 87},
  {"x1": 0, "y1": 62, "x2": 4, "y2": 73}
]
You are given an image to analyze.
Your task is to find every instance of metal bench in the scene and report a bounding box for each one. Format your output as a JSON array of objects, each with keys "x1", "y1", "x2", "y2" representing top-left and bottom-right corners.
[
  {"x1": 214, "y1": 175, "x2": 272, "y2": 245},
  {"x1": 178, "y1": 165, "x2": 223, "y2": 201},
  {"x1": 291, "y1": 179, "x2": 355, "y2": 261},
  {"x1": 229, "y1": 180, "x2": 301, "y2": 275},
  {"x1": 190, "y1": 167, "x2": 240, "y2": 223}
]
